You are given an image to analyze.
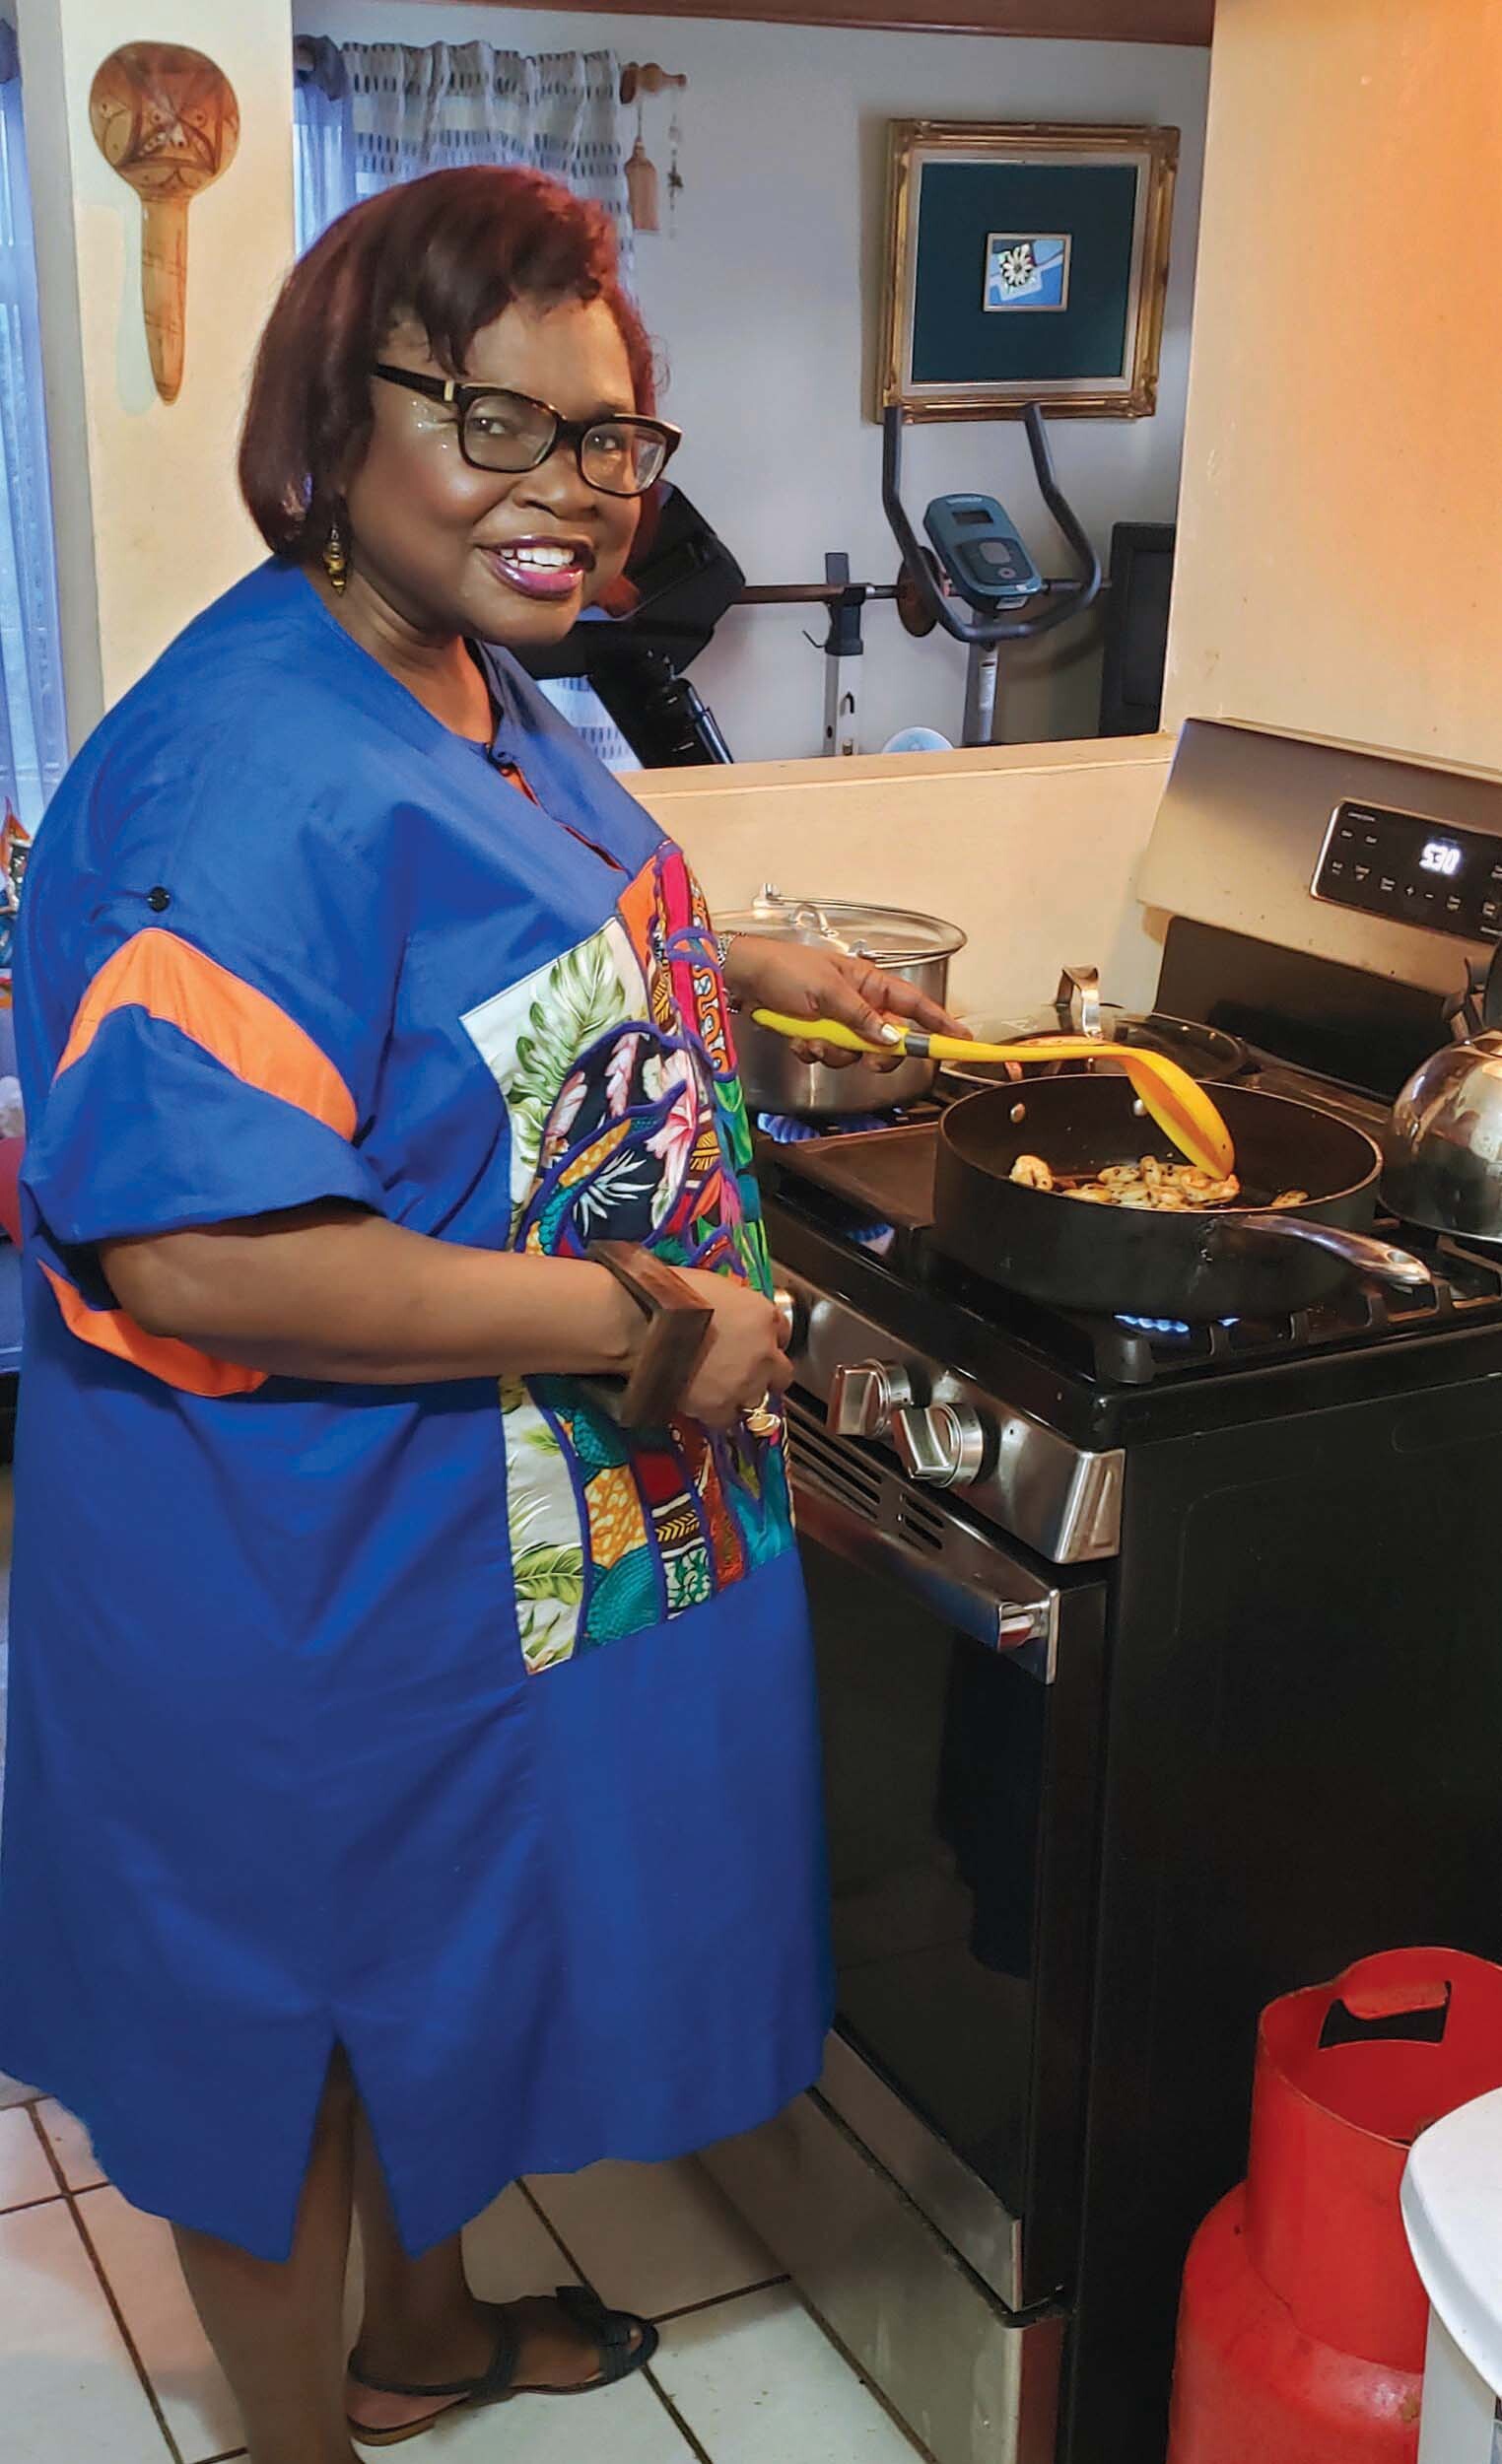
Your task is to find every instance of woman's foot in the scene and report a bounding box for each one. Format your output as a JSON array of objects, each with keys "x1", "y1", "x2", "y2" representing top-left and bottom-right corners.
[{"x1": 347, "y1": 2291, "x2": 651, "y2": 2438}]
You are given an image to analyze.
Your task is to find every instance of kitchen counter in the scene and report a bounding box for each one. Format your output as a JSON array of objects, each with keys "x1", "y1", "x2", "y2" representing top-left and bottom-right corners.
[{"x1": 634, "y1": 734, "x2": 1173, "y2": 1017}]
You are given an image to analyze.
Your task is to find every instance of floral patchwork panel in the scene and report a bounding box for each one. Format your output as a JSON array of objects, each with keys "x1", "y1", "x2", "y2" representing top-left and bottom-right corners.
[{"x1": 462, "y1": 847, "x2": 793, "y2": 1673}]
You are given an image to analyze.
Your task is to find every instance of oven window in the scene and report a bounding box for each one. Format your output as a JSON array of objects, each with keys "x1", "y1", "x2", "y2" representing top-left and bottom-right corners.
[{"x1": 803, "y1": 1534, "x2": 1049, "y2": 2225}]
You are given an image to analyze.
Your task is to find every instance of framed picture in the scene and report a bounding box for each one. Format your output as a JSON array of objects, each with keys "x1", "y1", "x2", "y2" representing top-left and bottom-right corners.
[{"x1": 878, "y1": 122, "x2": 1179, "y2": 422}]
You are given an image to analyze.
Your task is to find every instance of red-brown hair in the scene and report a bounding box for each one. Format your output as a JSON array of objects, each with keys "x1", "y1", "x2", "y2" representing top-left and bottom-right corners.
[{"x1": 239, "y1": 166, "x2": 656, "y2": 563}]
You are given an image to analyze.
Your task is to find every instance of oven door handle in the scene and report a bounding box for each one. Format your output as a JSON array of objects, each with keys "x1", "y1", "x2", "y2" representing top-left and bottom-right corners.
[{"x1": 792, "y1": 1471, "x2": 1060, "y2": 1681}]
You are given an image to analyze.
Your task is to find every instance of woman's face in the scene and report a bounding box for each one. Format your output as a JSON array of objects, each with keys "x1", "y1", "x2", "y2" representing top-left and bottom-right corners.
[{"x1": 341, "y1": 295, "x2": 643, "y2": 650}]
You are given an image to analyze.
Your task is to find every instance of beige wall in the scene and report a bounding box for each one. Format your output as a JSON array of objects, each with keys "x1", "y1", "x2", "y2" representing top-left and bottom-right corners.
[
  {"x1": 1164, "y1": 0, "x2": 1502, "y2": 774},
  {"x1": 638, "y1": 736, "x2": 1171, "y2": 1016},
  {"x1": 21, "y1": 0, "x2": 296, "y2": 742}
]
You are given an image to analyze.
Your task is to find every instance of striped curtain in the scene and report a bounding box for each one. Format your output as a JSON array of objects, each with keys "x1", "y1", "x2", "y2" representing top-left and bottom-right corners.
[{"x1": 294, "y1": 37, "x2": 632, "y2": 275}]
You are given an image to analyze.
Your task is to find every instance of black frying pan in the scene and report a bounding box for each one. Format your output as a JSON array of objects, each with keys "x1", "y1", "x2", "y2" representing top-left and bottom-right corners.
[{"x1": 933, "y1": 1079, "x2": 1431, "y2": 1322}]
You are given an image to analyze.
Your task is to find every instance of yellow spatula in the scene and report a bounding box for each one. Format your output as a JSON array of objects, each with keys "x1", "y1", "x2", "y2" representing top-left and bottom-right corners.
[{"x1": 749, "y1": 1010, "x2": 1237, "y2": 1181}]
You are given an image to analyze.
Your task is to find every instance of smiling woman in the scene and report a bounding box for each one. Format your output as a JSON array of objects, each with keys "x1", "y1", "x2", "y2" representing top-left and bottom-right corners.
[
  {"x1": 0, "y1": 162, "x2": 962, "y2": 2464},
  {"x1": 238, "y1": 168, "x2": 661, "y2": 698},
  {"x1": 360, "y1": 351, "x2": 679, "y2": 612}
]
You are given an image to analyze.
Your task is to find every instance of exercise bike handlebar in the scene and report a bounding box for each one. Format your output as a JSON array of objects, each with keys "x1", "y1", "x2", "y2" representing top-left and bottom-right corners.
[{"x1": 881, "y1": 403, "x2": 1102, "y2": 647}]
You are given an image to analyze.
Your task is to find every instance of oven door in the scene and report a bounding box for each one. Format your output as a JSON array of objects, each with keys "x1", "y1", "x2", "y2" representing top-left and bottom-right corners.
[{"x1": 786, "y1": 1395, "x2": 1109, "y2": 2315}]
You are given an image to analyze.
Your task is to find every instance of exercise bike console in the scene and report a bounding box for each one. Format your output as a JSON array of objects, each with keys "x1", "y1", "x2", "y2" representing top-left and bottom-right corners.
[{"x1": 922, "y1": 496, "x2": 1043, "y2": 604}]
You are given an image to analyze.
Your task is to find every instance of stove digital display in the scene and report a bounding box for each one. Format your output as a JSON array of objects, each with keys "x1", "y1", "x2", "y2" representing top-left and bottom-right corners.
[{"x1": 1314, "y1": 801, "x2": 1502, "y2": 943}]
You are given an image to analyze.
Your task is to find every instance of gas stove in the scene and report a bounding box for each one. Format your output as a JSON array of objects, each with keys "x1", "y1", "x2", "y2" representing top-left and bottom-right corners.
[
  {"x1": 759, "y1": 1073, "x2": 1502, "y2": 1441},
  {"x1": 705, "y1": 719, "x2": 1502, "y2": 2464}
]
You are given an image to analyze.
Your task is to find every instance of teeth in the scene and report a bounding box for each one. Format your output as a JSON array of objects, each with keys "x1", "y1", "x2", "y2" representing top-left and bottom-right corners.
[{"x1": 508, "y1": 545, "x2": 576, "y2": 570}]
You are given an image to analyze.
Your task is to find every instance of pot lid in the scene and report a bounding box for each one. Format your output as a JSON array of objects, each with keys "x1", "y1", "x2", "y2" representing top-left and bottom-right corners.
[{"x1": 715, "y1": 883, "x2": 966, "y2": 966}]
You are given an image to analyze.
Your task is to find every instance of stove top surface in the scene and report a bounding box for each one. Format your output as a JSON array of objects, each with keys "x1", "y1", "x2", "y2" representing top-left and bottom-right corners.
[{"x1": 758, "y1": 1066, "x2": 1502, "y2": 1434}]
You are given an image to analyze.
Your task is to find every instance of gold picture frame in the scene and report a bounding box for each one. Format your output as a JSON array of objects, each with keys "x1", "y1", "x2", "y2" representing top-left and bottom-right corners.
[{"x1": 878, "y1": 121, "x2": 1179, "y2": 423}]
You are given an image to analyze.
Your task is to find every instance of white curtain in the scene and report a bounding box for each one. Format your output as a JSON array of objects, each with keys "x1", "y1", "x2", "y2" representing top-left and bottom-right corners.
[
  {"x1": 293, "y1": 38, "x2": 357, "y2": 254},
  {"x1": 534, "y1": 675, "x2": 640, "y2": 774},
  {"x1": 294, "y1": 37, "x2": 633, "y2": 274},
  {"x1": 0, "y1": 28, "x2": 66, "y2": 828}
]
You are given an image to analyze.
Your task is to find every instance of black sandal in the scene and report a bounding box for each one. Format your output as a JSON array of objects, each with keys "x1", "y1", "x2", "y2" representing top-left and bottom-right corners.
[{"x1": 346, "y1": 2286, "x2": 658, "y2": 2447}]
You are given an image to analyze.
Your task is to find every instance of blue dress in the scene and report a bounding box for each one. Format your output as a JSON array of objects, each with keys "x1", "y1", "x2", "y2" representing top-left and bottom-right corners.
[{"x1": 0, "y1": 563, "x2": 831, "y2": 2260}]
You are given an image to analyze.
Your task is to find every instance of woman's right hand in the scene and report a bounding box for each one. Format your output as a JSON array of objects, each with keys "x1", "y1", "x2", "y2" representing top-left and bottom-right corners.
[{"x1": 672, "y1": 1269, "x2": 792, "y2": 1431}]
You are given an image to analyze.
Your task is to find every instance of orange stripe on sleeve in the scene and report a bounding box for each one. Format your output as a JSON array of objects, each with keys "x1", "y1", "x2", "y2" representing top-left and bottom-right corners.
[
  {"x1": 57, "y1": 928, "x2": 358, "y2": 1138},
  {"x1": 40, "y1": 1264, "x2": 268, "y2": 1399}
]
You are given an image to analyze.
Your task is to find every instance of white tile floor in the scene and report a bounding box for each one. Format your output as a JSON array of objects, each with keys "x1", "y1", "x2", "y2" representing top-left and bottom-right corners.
[{"x1": 0, "y1": 2095, "x2": 927, "y2": 2464}]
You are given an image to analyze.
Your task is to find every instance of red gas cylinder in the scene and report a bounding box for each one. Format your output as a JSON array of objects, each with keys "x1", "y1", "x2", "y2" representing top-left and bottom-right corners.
[{"x1": 1168, "y1": 1948, "x2": 1502, "y2": 2464}]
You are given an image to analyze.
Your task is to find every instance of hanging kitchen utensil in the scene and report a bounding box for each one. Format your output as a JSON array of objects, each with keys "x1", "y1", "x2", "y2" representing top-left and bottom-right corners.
[
  {"x1": 666, "y1": 103, "x2": 684, "y2": 238},
  {"x1": 89, "y1": 43, "x2": 239, "y2": 405},
  {"x1": 750, "y1": 1009, "x2": 1236, "y2": 1180},
  {"x1": 619, "y1": 62, "x2": 686, "y2": 237},
  {"x1": 929, "y1": 1078, "x2": 1430, "y2": 1324},
  {"x1": 951, "y1": 963, "x2": 1249, "y2": 1090},
  {"x1": 1383, "y1": 945, "x2": 1502, "y2": 1240},
  {"x1": 625, "y1": 121, "x2": 660, "y2": 233}
]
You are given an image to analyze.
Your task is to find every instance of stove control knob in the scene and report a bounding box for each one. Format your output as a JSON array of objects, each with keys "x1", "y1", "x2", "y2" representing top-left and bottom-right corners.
[
  {"x1": 771, "y1": 1286, "x2": 804, "y2": 1355},
  {"x1": 829, "y1": 1358, "x2": 917, "y2": 1440},
  {"x1": 891, "y1": 1402, "x2": 988, "y2": 1490}
]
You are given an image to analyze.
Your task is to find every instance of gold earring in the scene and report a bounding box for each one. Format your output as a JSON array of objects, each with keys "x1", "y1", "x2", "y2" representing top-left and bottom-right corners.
[{"x1": 322, "y1": 519, "x2": 349, "y2": 595}]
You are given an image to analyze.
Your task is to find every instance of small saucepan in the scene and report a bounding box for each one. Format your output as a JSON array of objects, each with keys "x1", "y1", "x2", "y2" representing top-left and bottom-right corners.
[{"x1": 725, "y1": 885, "x2": 966, "y2": 1119}]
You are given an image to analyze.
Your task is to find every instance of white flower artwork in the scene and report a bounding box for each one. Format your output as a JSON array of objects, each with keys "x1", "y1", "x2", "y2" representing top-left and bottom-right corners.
[{"x1": 984, "y1": 231, "x2": 1071, "y2": 313}]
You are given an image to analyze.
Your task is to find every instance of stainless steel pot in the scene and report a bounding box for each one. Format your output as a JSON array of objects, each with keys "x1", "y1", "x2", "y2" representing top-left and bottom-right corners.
[
  {"x1": 722, "y1": 885, "x2": 966, "y2": 1120},
  {"x1": 1383, "y1": 951, "x2": 1502, "y2": 1238}
]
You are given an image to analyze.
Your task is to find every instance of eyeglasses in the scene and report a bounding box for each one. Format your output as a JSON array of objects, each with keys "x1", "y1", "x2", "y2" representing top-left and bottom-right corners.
[{"x1": 372, "y1": 365, "x2": 680, "y2": 499}]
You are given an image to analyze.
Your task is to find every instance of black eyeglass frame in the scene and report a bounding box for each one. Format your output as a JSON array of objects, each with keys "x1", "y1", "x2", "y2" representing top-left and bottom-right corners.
[{"x1": 372, "y1": 364, "x2": 681, "y2": 498}]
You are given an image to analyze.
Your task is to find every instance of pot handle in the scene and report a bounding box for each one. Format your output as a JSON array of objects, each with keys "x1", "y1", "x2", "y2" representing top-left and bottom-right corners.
[
  {"x1": 1207, "y1": 1211, "x2": 1434, "y2": 1290},
  {"x1": 1055, "y1": 964, "x2": 1103, "y2": 1040},
  {"x1": 761, "y1": 885, "x2": 852, "y2": 953},
  {"x1": 1443, "y1": 947, "x2": 1502, "y2": 1040},
  {"x1": 1318, "y1": 1985, "x2": 1451, "y2": 2049},
  {"x1": 1445, "y1": 955, "x2": 1491, "y2": 1042}
]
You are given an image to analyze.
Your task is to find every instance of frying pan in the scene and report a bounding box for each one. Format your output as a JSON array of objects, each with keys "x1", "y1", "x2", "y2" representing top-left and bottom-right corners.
[{"x1": 932, "y1": 1079, "x2": 1432, "y2": 1323}]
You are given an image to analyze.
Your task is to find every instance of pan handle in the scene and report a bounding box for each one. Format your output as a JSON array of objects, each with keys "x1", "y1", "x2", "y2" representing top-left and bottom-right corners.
[
  {"x1": 1055, "y1": 964, "x2": 1103, "y2": 1040},
  {"x1": 1207, "y1": 1212, "x2": 1434, "y2": 1290}
]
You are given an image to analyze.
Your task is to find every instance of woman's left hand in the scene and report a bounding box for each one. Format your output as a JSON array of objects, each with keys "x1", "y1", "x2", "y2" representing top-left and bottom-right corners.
[{"x1": 720, "y1": 935, "x2": 970, "y2": 1070}]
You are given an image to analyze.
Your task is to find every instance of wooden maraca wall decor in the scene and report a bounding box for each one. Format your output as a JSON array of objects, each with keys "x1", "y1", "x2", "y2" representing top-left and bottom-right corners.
[{"x1": 89, "y1": 43, "x2": 239, "y2": 405}]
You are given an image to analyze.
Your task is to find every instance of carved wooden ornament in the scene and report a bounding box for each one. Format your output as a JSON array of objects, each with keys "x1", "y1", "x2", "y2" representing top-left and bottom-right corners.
[{"x1": 89, "y1": 43, "x2": 240, "y2": 405}]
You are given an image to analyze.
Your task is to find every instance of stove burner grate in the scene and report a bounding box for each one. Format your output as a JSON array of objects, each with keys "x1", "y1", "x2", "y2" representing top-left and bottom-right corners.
[
  {"x1": 1116, "y1": 1314, "x2": 1242, "y2": 1339},
  {"x1": 755, "y1": 1111, "x2": 890, "y2": 1145}
]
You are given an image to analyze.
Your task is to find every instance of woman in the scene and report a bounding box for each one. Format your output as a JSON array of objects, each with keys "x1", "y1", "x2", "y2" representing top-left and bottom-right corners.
[{"x1": 0, "y1": 169, "x2": 962, "y2": 2464}]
